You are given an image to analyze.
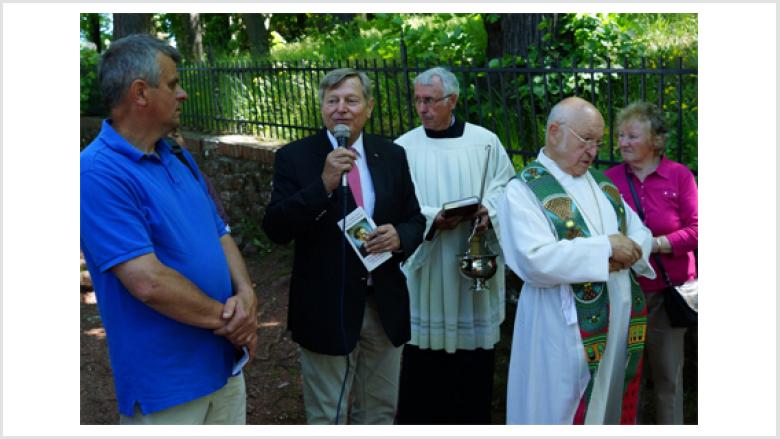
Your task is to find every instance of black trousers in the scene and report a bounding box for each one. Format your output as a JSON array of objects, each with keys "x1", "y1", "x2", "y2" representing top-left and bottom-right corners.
[{"x1": 396, "y1": 344, "x2": 495, "y2": 424}]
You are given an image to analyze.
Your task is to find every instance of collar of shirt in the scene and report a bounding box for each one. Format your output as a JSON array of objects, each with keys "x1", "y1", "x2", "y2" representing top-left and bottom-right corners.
[
  {"x1": 423, "y1": 115, "x2": 465, "y2": 139},
  {"x1": 624, "y1": 155, "x2": 673, "y2": 182},
  {"x1": 653, "y1": 156, "x2": 674, "y2": 180},
  {"x1": 100, "y1": 119, "x2": 173, "y2": 163}
]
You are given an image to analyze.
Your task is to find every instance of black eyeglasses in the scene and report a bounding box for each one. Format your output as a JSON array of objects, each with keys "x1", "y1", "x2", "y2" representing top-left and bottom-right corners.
[{"x1": 414, "y1": 94, "x2": 452, "y2": 106}]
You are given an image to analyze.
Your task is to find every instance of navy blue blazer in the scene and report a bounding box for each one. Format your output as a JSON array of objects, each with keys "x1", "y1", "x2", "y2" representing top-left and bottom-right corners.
[{"x1": 262, "y1": 129, "x2": 425, "y2": 355}]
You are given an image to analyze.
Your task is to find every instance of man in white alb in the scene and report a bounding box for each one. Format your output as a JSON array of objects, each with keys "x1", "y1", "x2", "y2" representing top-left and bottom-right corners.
[
  {"x1": 394, "y1": 67, "x2": 516, "y2": 424},
  {"x1": 497, "y1": 96, "x2": 656, "y2": 424}
]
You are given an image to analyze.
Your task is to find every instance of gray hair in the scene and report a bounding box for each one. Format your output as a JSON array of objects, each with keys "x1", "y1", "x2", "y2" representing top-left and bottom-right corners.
[
  {"x1": 414, "y1": 67, "x2": 460, "y2": 97},
  {"x1": 318, "y1": 68, "x2": 373, "y2": 103},
  {"x1": 616, "y1": 101, "x2": 668, "y2": 153},
  {"x1": 98, "y1": 33, "x2": 182, "y2": 110}
]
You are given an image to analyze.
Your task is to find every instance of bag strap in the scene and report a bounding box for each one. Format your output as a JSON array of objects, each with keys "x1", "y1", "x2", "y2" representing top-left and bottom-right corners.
[
  {"x1": 624, "y1": 166, "x2": 674, "y2": 288},
  {"x1": 169, "y1": 139, "x2": 199, "y2": 180}
]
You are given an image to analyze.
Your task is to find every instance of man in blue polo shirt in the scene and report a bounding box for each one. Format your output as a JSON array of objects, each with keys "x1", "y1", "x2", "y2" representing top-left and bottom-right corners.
[{"x1": 80, "y1": 34, "x2": 258, "y2": 424}]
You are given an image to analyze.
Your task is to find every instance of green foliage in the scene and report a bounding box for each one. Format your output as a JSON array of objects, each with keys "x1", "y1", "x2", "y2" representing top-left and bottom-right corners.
[
  {"x1": 472, "y1": 13, "x2": 698, "y2": 172},
  {"x1": 80, "y1": 13, "x2": 111, "y2": 50},
  {"x1": 80, "y1": 47, "x2": 107, "y2": 116},
  {"x1": 200, "y1": 14, "x2": 248, "y2": 59},
  {"x1": 175, "y1": 13, "x2": 697, "y2": 172},
  {"x1": 270, "y1": 14, "x2": 486, "y2": 65},
  {"x1": 541, "y1": 13, "x2": 697, "y2": 66},
  {"x1": 232, "y1": 216, "x2": 273, "y2": 255}
]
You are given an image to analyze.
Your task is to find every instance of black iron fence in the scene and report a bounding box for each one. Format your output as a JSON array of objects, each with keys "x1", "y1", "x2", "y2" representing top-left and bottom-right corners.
[{"x1": 179, "y1": 56, "x2": 697, "y2": 172}]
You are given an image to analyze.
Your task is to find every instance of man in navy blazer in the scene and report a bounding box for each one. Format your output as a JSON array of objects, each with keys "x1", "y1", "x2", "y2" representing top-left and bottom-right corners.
[{"x1": 262, "y1": 68, "x2": 424, "y2": 424}]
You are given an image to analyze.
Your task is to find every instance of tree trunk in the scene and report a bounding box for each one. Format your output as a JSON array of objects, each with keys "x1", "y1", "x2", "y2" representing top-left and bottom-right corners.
[
  {"x1": 243, "y1": 13, "x2": 269, "y2": 59},
  {"x1": 86, "y1": 13, "x2": 102, "y2": 52},
  {"x1": 190, "y1": 14, "x2": 204, "y2": 62},
  {"x1": 484, "y1": 14, "x2": 502, "y2": 62},
  {"x1": 171, "y1": 13, "x2": 204, "y2": 62},
  {"x1": 112, "y1": 13, "x2": 153, "y2": 40},
  {"x1": 485, "y1": 13, "x2": 558, "y2": 60}
]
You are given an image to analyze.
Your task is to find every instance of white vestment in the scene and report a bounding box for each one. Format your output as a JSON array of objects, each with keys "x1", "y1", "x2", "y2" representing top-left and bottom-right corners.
[
  {"x1": 396, "y1": 123, "x2": 516, "y2": 352},
  {"x1": 497, "y1": 149, "x2": 655, "y2": 424}
]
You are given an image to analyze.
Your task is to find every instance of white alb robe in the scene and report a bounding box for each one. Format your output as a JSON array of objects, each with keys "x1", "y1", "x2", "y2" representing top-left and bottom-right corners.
[
  {"x1": 497, "y1": 149, "x2": 655, "y2": 424},
  {"x1": 396, "y1": 123, "x2": 516, "y2": 352}
]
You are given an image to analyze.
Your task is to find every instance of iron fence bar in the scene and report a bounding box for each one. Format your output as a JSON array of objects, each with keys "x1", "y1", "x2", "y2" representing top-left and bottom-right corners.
[
  {"x1": 657, "y1": 56, "x2": 664, "y2": 113},
  {"x1": 392, "y1": 59, "x2": 403, "y2": 139},
  {"x1": 311, "y1": 61, "x2": 321, "y2": 136},
  {"x1": 383, "y1": 59, "x2": 395, "y2": 140},
  {"x1": 512, "y1": 59, "x2": 526, "y2": 165},
  {"x1": 461, "y1": 69, "x2": 470, "y2": 125},
  {"x1": 677, "y1": 57, "x2": 684, "y2": 164},
  {"x1": 541, "y1": 67, "x2": 550, "y2": 117},
  {"x1": 485, "y1": 68, "x2": 498, "y2": 135},
  {"x1": 299, "y1": 61, "x2": 309, "y2": 139},
  {"x1": 623, "y1": 55, "x2": 630, "y2": 109},
  {"x1": 269, "y1": 61, "x2": 281, "y2": 140},
  {"x1": 286, "y1": 61, "x2": 299, "y2": 139},
  {"x1": 557, "y1": 56, "x2": 565, "y2": 102},
  {"x1": 305, "y1": 60, "x2": 316, "y2": 137},
  {"x1": 236, "y1": 60, "x2": 244, "y2": 133},
  {"x1": 606, "y1": 56, "x2": 615, "y2": 164},
  {"x1": 589, "y1": 55, "x2": 597, "y2": 104},
  {"x1": 363, "y1": 59, "x2": 375, "y2": 136},
  {"x1": 473, "y1": 68, "x2": 485, "y2": 128},
  {"x1": 228, "y1": 61, "x2": 237, "y2": 133},
  {"x1": 260, "y1": 62, "x2": 270, "y2": 138},
  {"x1": 572, "y1": 55, "x2": 581, "y2": 97},
  {"x1": 640, "y1": 57, "x2": 647, "y2": 101},
  {"x1": 279, "y1": 62, "x2": 290, "y2": 140},
  {"x1": 373, "y1": 59, "x2": 385, "y2": 138},
  {"x1": 526, "y1": 69, "x2": 538, "y2": 152},
  {"x1": 200, "y1": 62, "x2": 209, "y2": 132},
  {"x1": 498, "y1": 69, "x2": 511, "y2": 150},
  {"x1": 280, "y1": 61, "x2": 290, "y2": 140}
]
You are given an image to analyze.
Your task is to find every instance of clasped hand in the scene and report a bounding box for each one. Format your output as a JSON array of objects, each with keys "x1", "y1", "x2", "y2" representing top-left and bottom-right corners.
[
  {"x1": 608, "y1": 233, "x2": 642, "y2": 272},
  {"x1": 214, "y1": 292, "x2": 258, "y2": 356}
]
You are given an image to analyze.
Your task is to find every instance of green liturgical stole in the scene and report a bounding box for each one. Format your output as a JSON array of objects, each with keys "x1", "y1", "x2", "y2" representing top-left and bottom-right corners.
[{"x1": 517, "y1": 161, "x2": 647, "y2": 424}]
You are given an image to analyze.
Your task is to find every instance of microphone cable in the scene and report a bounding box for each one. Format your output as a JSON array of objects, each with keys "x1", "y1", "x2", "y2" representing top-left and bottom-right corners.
[{"x1": 334, "y1": 142, "x2": 350, "y2": 425}]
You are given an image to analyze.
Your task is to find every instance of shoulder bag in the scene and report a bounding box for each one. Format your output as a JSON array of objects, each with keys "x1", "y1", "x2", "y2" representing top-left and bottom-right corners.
[{"x1": 625, "y1": 166, "x2": 697, "y2": 328}]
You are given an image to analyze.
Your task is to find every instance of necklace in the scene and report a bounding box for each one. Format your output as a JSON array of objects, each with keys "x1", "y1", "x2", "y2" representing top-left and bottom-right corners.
[{"x1": 566, "y1": 173, "x2": 605, "y2": 235}]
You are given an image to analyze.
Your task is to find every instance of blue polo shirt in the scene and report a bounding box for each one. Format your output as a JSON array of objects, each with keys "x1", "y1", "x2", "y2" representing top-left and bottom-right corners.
[{"x1": 80, "y1": 120, "x2": 235, "y2": 416}]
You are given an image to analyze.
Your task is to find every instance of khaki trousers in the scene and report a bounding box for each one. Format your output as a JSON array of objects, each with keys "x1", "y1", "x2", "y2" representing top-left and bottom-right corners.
[
  {"x1": 299, "y1": 296, "x2": 402, "y2": 424},
  {"x1": 119, "y1": 373, "x2": 246, "y2": 425},
  {"x1": 641, "y1": 290, "x2": 686, "y2": 424}
]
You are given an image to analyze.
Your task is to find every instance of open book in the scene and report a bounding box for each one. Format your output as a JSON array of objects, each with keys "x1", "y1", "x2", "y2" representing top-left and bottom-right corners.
[
  {"x1": 337, "y1": 207, "x2": 392, "y2": 272},
  {"x1": 441, "y1": 196, "x2": 480, "y2": 218}
]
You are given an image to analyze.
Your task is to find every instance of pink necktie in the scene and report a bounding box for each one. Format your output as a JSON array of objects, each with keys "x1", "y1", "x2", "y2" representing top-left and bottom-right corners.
[{"x1": 347, "y1": 147, "x2": 364, "y2": 207}]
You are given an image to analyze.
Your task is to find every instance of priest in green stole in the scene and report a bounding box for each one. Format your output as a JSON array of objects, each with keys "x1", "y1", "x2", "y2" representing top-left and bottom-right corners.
[{"x1": 497, "y1": 97, "x2": 656, "y2": 424}]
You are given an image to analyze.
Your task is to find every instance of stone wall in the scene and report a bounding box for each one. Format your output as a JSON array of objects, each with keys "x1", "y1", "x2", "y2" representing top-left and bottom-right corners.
[{"x1": 179, "y1": 132, "x2": 283, "y2": 250}]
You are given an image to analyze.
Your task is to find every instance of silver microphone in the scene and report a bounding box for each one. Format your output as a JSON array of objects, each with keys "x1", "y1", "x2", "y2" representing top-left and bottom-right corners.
[{"x1": 333, "y1": 124, "x2": 351, "y2": 187}]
